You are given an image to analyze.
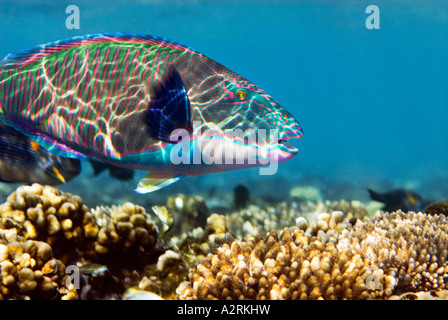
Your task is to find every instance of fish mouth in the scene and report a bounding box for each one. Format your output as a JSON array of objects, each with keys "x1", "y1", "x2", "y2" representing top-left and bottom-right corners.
[
  {"x1": 277, "y1": 125, "x2": 303, "y2": 155},
  {"x1": 278, "y1": 138, "x2": 299, "y2": 154},
  {"x1": 278, "y1": 137, "x2": 299, "y2": 155}
]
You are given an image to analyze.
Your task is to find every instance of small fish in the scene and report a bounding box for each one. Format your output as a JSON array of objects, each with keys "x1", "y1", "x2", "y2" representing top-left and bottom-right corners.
[
  {"x1": 88, "y1": 159, "x2": 134, "y2": 181},
  {"x1": 151, "y1": 205, "x2": 174, "y2": 237},
  {"x1": 0, "y1": 33, "x2": 303, "y2": 193},
  {"x1": 367, "y1": 188, "x2": 427, "y2": 212},
  {"x1": 0, "y1": 121, "x2": 80, "y2": 185},
  {"x1": 78, "y1": 263, "x2": 109, "y2": 275}
]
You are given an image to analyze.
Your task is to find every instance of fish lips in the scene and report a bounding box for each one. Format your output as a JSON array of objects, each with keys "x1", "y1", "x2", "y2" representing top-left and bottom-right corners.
[
  {"x1": 276, "y1": 126, "x2": 303, "y2": 158},
  {"x1": 278, "y1": 138, "x2": 299, "y2": 154}
]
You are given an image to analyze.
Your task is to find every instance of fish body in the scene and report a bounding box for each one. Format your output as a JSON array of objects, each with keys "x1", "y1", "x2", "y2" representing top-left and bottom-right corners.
[
  {"x1": 367, "y1": 188, "x2": 426, "y2": 212},
  {"x1": 0, "y1": 33, "x2": 303, "y2": 192},
  {"x1": 0, "y1": 121, "x2": 80, "y2": 185}
]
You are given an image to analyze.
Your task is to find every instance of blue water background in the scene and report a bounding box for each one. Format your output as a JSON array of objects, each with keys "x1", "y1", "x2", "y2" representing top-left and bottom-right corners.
[{"x1": 0, "y1": 0, "x2": 447, "y2": 205}]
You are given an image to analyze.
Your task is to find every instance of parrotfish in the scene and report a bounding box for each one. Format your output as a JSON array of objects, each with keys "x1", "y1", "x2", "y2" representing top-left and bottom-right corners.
[
  {"x1": 0, "y1": 33, "x2": 303, "y2": 193},
  {"x1": 0, "y1": 121, "x2": 80, "y2": 185}
]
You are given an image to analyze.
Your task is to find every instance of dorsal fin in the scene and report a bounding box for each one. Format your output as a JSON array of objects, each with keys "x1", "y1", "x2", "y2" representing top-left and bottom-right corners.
[{"x1": 0, "y1": 32, "x2": 200, "y2": 69}]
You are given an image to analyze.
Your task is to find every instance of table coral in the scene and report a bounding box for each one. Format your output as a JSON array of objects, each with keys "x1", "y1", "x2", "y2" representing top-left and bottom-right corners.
[{"x1": 177, "y1": 211, "x2": 448, "y2": 300}]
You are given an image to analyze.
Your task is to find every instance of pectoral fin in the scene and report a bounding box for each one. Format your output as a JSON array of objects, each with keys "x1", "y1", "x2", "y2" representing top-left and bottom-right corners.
[
  {"x1": 135, "y1": 171, "x2": 184, "y2": 193},
  {"x1": 144, "y1": 67, "x2": 192, "y2": 143}
]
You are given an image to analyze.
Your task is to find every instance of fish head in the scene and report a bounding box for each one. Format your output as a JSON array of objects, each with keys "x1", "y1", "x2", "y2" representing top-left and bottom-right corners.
[{"x1": 187, "y1": 68, "x2": 303, "y2": 170}]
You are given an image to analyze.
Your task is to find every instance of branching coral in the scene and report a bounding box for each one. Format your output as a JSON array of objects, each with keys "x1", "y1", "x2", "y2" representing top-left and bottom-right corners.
[
  {"x1": 338, "y1": 210, "x2": 448, "y2": 295},
  {"x1": 178, "y1": 211, "x2": 448, "y2": 300},
  {"x1": 178, "y1": 227, "x2": 362, "y2": 300}
]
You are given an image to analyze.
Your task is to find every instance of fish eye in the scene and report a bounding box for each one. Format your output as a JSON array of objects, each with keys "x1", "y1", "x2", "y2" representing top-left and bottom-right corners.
[
  {"x1": 283, "y1": 113, "x2": 289, "y2": 119},
  {"x1": 235, "y1": 89, "x2": 247, "y2": 100}
]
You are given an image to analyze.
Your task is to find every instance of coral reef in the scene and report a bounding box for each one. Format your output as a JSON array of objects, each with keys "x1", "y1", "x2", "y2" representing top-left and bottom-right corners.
[
  {"x1": 89, "y1": 202, "x2": 158, "y2": 265},
  {"x1": 0, "y1": 184, "x2": 161, "y2": 299},
  {"x1": 177, "y1": 211, "x2": 448, "y2": 300},
  {"x1": 338, "y1": 210, "x2": 448, "y2": 295},
  {"x1": 137, "y1": 250, "x2": 188, "y2": 300},
  {"x1": 0, "y1": 184, "x2": 159, "y2": 266},
  {"x1": 0, "y1": 184, "x2": 97, "y2": 263},
  {"x1": 138, "y1": 213, "x2": 235, "y2": 299},
  {"x1": 0, "y1": 228, "x2": 75, "y2": 300},
  {"x1": 224, "y1": 199, "x2": 368, "y2": 240},
  {"x1": 2, "y1": 182, "x2": 448, "y2": 300}
]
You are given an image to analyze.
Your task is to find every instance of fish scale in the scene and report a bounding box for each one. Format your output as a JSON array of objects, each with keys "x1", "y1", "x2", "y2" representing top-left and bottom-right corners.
[{"x1": 0, "y1": 32, "x2": 303, "y2": 193}]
